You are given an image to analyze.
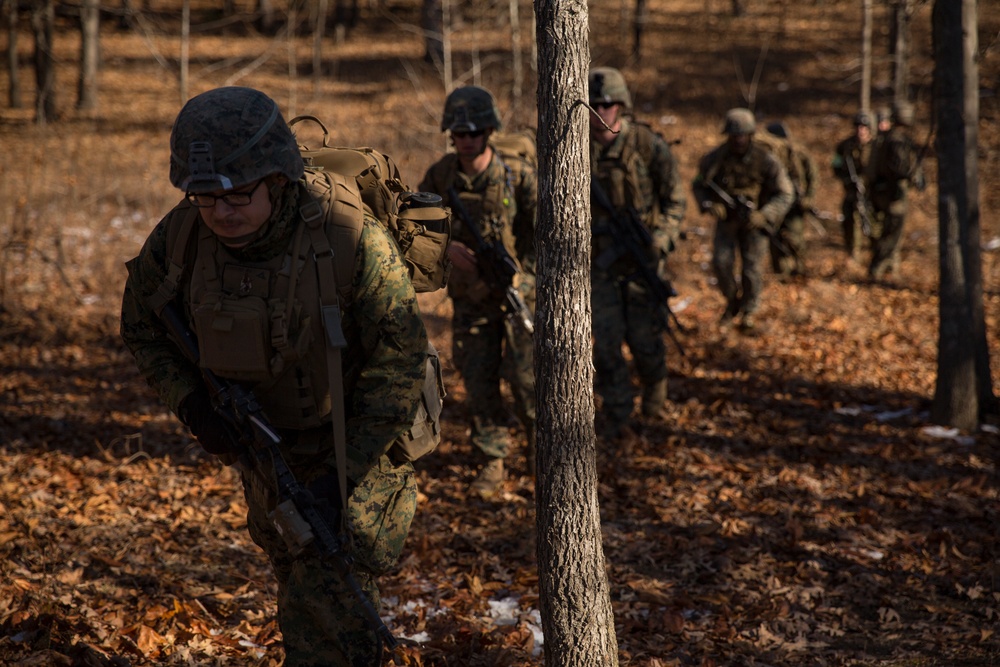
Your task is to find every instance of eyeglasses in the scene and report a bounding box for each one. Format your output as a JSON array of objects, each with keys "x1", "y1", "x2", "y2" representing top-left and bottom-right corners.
[
  {"x1": 186, "y1": 179, "x2": 264, "y2": 208},
  {"x1": 451, "y1": 129, "x2": 487, "y2": 139},
  {"x1": 594, "y1": 102, "x2": 618, "y2": 110}
]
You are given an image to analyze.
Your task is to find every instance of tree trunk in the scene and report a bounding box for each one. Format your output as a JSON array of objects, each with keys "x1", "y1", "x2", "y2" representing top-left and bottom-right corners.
[
  {"x1": 180, "y1": 0, "x2": 189, "y2": 104},
  {"x1": 891, "y1": 0, "x2": 912, "y2": 103},
  {"x1": 4, "y1": 0, "x2": 21, "y2": 108},
  {"x1": 861, "y1": 0, "x2": 872, "y2": 112},
  {"x1": 632, "y1": 0, "x2": 648, "y2": 60},
  {"x1": 257, "y1": 0, "x2": 276, "y2": 34},
  {"x1": 510, "y1": 0, "x2": 522, "y2": 116},
  {"x1": 931, "y1": 0, "x2": 991, "y2": 427},
  {"x1": 534, "y1": 0, "x2": 619, "y2": 663},
  {"x1": 30, "y1": 0, "x2": 56, "y2": 124},
  {"x1": 313, "y1": 0, "x2": 328, "y2": 81},
  {"x1": 77, "y1": 0, "x2": 100, "y2": 110},
  {"x1": 422, "y1": 0, "x2": 444, "y2": 69}
]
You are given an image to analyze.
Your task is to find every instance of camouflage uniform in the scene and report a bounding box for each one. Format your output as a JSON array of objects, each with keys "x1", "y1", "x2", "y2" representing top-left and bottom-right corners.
[
  {"x1": 760, "y1": 122, "x2": 818, "y2": 276},
  {"x1": 692, "y1": 108, "x2": 794, "y2": 328},
  {"x1": 832, "y1": 111, "x2": 875, "y2": 261},
  {"x1": 120, "y1": 87, "x2": 427, "y2": 667},
  {"x1": 418, "y1": 86, "x2": 536, "y2": 488},
  {"x1": 865, "y1": 101, "x2": 926, "y2": 280},
  {"x1": 589, "y1": 67, "x2": 686, "y2": 433}
]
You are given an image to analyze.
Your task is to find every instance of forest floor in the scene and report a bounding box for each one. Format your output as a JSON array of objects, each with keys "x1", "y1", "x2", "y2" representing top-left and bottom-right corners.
[{"x1": 1, "y1": 0, "x2": 999, "y2": 665}]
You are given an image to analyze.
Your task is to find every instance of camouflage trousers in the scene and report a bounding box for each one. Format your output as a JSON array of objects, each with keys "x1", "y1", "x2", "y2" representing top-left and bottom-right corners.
[
  {"x1": 243, "y1": 450, "x2": 417, "y2": 667},
  {"x1": 452, "y1": 295, "x2": 536, "y2": 460},
  {"x1": 869, "y1": 190, "x2": 908, "y2": 278},
  {"x1": 591, "y1": 271, "x2": 667, "y2": 427},
  {"x1": 770, "y1": 205, "x2": 806, "y2": 275},
  {"x1": 712, "y1": 218, "x2": 769, "y2": 315}
]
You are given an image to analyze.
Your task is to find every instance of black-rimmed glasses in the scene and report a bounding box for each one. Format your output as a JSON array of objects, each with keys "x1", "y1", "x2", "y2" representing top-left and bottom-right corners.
[
  {"x1": 452, "y1": 129, "x2": 487, "y2": 139},
  {"x1": 186, "y1": 179, "x2": 264, "y2": 208}
]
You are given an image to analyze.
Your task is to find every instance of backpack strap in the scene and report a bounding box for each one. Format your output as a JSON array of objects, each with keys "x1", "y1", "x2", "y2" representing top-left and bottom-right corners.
[
  {"x1": 300, "y1": 170, "x2": 365, "y2": 514},
  {"x1": 148, "y1": 204, "x2": 200, "y2": 315}
]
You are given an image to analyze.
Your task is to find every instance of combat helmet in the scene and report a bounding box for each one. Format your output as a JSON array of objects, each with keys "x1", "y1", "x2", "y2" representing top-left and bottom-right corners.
[
  {"x1": 892, "y1": 100, "x2": 915, "y2": 127},
  {"x1": 589, "y1": 67, "x2": 632, "y2": 111},
  {"x1": 722, "y1": 108, "x2": 756, "y2": 135},
  {"x1": 169, "y1": 87, "x2": 303, "y2": 194},
  {"x1": 853, "y1": 109, "x2": 874, "y2": 129},
  {"x1": 441, "y1": 86, "x2": 502, "y2": 133},
  {"x1": 766, "y1": 120, "x2": 790, "y2": 139}
]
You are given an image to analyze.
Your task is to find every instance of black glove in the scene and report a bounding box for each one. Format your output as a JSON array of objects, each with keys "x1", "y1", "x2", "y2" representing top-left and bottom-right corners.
[{"x1": 177, "y1": 387, "x2": 235, "y2": 456}]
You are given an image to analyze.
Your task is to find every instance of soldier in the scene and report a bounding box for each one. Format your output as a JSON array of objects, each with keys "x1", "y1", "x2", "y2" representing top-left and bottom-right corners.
[
  {"x1": 588, "y1": 66, "x2": 686, "y2": 439},
  {"x1": 120, "y1": 87, "x2": 429, "y2": 666},
  {"x1": 692, "y1": 108, "x2": 794, "y2": 331},
  {"x1": 865, "y1": 100, "x2": 926, "y2": 280},
  {"x1": 832, "y1": 110, "x2": 876, "y2": 262},
  {"x1": 418, "y1": 86, "x2": 536, "y2": 496},
  {"x1": 761, "y1": 121, "x2": 818, "y2": 277}
]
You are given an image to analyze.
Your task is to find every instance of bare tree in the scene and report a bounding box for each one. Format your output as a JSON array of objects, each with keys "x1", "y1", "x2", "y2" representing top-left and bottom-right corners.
[
  {"x1": 890, "y1": 0, "x2": 914, "y2": 102},
  {"x1": 77, "y1": 0, "x2": 100, "y2": 110},
  {"x1": 931, "y1": 0, "x2": 993, "y2": 428},
  {"x1": 30, "y1": 0, "x2": 56, "y2": 123},
  {"x1": 4, "y1": 0, "x2": 21, "y2": 108},
  {"x1": 534, "y1": 0, "x2": 619, "y2": 663},
  {"x1": 861, "y1": 0, "x2": 873, "y2": 111}
]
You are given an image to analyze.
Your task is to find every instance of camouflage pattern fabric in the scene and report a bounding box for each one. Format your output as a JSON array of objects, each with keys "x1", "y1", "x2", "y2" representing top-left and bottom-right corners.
[
  {"x1": 865, "y1": 125, "x2": 924, "y2": 279},
  {"x1": 832, "y1": 134, "x2": 874, "y2": 259},
  {"x1": 692, "y1": 141, "x2": 794, "y2": 317},
  {"x1": 590, "y1": 119, "x2": 684, "y2": 430},
  {"x1": 419, "y1": 146, "x2": 536, "y2": 461},
  {"x1": 121, "y1": 179, "x2": 427, "y2": 666}
]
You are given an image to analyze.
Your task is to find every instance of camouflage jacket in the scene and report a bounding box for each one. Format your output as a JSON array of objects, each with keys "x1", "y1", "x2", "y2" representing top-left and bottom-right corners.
[
  {"x1": 865, "y1": 126, "x2": 924, "y2": 196},
  {"x1": 419, "y1": 146, "x2": 536, "y2": 305},
  {"x1": 590, "y1": 118, "x2": 686, "y2": 259},
  {"x1": 691, "y1": 139, "x2": 794, "y2": 227},
  {"x1": 832, "y1": 134, "x2": 873, "y2": 193},
  {"x1": 120, "y1": 180, "x2": 428, "y2": 481}
]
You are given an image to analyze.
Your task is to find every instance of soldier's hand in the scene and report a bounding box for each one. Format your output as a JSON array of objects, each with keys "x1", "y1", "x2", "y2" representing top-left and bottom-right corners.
[
  {"x1": 748, "y1": 211, "x2": 770, "y2": 232},
  {"x1": 700, "y1": 201, "x2": 727, "y2": 220},
  {"x1": 447, "y1": 240, "x2": 479, "y2": 277},
  {"x1": 178, "y1": 388, "x2": 235, "y2": 457}
]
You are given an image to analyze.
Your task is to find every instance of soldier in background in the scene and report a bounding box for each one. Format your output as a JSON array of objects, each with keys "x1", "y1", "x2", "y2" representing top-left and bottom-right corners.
[
  {"x1": 588, "y1": 66, "x2": 686, "y2": 439},
  {"x1": 419, "y1": 86, "x2": 536, "y2": 497},
  {"x1": 761, "y1": 121, "x2": 818, "y2": 277},
  {"x1": 865, "y1": 100, "x2": 926, "y2": 281},
  {"x1": 832, "y1": 110, "x2": 876, "y2": 263},
  {"x1": 692, "y1": 108, "x2": 794, "y2": 331}
]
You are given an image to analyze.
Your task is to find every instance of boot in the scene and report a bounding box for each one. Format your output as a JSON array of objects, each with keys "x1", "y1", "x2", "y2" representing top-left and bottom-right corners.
[
  {"x1": 470, "y1": 458, "x2": 504, "y2": 498},
  {"x1": 641, "y1": 379, "x2": 669, "y2": 421}
]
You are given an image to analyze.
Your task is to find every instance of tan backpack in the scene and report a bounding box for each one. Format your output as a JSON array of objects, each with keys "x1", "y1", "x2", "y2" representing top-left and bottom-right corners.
[{"x1": 291, "y1": 115, "x2": 453, "y2": 295}]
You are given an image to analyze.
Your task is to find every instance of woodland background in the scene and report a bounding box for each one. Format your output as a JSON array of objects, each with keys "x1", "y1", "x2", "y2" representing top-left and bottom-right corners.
[{"x1": 0, "y1": 0, "x2": 999, "y2": 665}]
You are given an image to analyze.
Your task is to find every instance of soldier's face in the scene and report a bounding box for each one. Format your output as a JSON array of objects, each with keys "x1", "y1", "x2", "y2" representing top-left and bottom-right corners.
[
  {"x1": 197, "y1": 178, "x2": 274, "y2": 248},
  {"x1": 728, "y1": 132, "x2": 751, "y2": 154},
  {"x1": 451, "y1": 129, "x2": 491, "y2": 160},
  {"x1": 855, "y1": 125, "x2": 872, "y2": 143},
  {"x1": 589, "y1": 102, "x2": 621, "y2": 132}
]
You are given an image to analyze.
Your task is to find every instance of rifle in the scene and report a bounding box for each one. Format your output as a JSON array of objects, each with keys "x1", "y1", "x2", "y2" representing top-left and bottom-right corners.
[
  {"x1": 844, "y1": 154, "x2": 875, "y2": 237},
  {"x1": 590, "y1": 179, "x2": 686, "y2": 357},
  {"x1": 158, "y1": 302, "x2": 399, "y2": 656},
  {"x1": 446, "y1": 187, "x2": 534, "y2": 335},
  {"x1": 703, "y1": 179, "x2": 794, "y2": 256}
]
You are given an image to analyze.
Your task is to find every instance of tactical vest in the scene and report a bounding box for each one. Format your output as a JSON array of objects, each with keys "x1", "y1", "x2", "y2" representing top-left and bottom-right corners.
[
  {"x1": 424, "y1": 150, "x2": 521, "y2": 295},
  {"x1": 590, "y1": 121, "x2": 662, "y2": 271},
  {"x1": 705, "y1": 142, "x2": 778, "y2": 203},
  {"x1": 152, "y1": 170, "x2": 443, "y2": 462}
]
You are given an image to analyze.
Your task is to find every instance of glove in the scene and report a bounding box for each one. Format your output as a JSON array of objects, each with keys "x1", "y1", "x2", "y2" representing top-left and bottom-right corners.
[
  {"x1": 748, "y1": 211, "x2": 769, "y2": 231},
  {"x1": 701, "y1": 201, "x2": 727, "y2": 220},
  {"x1": 177, "y1": 387, "x2": 235, "y2": 456}
]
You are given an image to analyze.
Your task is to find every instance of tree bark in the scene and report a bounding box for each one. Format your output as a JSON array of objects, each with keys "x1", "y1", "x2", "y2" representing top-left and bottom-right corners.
[
  {"x1": 77, "y1": 0, "x2": 100, "y2": 110},
  {"x1": 861, "y1": 0, "x2": 872, "y2": 112},
  {"x1": 931, "y1": 0, "x2": 991, "y2": 428},
  {"x1": 534, "y1": 0, "x2": 619, "y2": 664},
  {"x1": 891, "y1": 0, "x2": 912, "y2": 103},
  {"x1": 30, "y1": 0, "x2": 56, "y2": 124},
  {"x1": 4, "y1": 0, "x2": 21, "y2": 108}
]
